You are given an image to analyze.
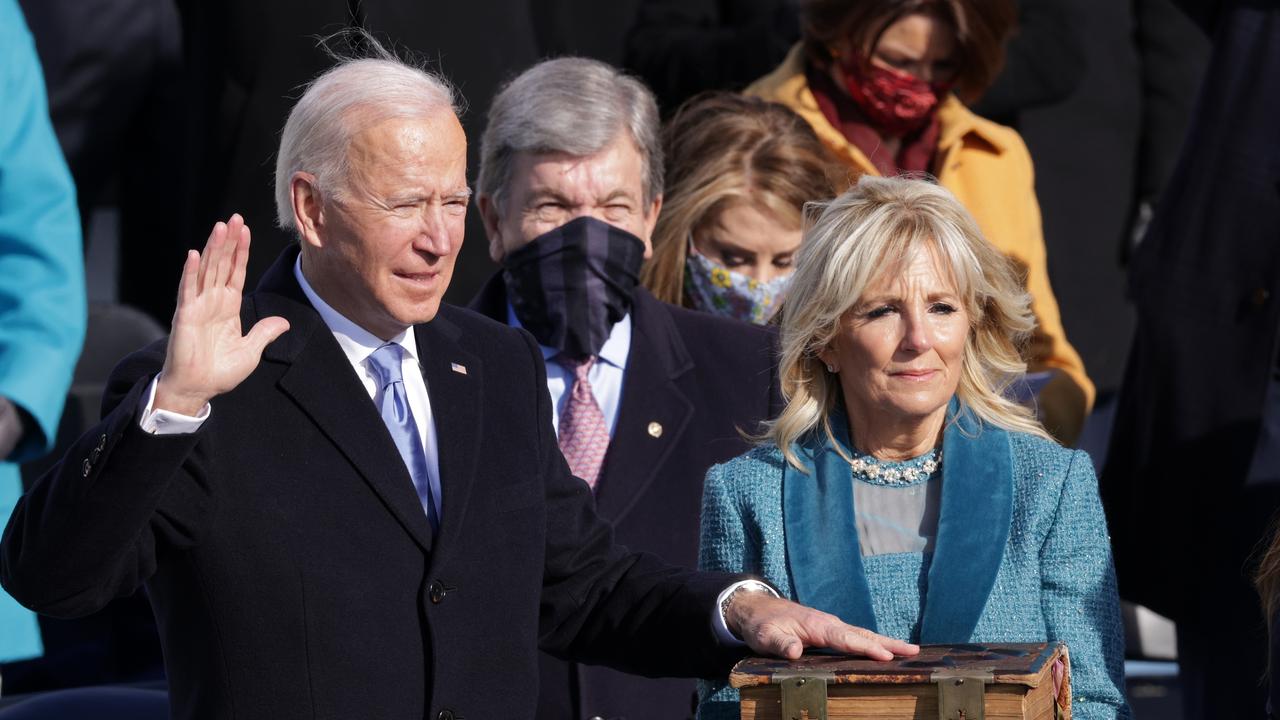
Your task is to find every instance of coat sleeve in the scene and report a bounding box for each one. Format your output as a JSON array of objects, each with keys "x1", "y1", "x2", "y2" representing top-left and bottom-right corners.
[
  {"x1": 1, "y1": 343, "x2": 213, "y2": 618},
  {"x1": 525, "y1": 328, "x2": 746, "y2": 680},
  {"x1": 1039, "y1": 450, "x2": 1132, "y2": 719},
  {"x1": 0, "y1": 0, "x2": 86, "y2": 461},
  {"x1": 696, "y1": 461, "x2": 749, "y2": 720}
]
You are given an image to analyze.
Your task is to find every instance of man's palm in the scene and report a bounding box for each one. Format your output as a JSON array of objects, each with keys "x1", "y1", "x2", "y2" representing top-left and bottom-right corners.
[{"x1": 155, "y1": 215, "x2": 289, "y2": 415}]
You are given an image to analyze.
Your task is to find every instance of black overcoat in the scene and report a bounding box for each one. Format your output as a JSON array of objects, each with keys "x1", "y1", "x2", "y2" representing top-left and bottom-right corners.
[{"x1": 1, "y1": 248, "x2": 744, "y2": 719}]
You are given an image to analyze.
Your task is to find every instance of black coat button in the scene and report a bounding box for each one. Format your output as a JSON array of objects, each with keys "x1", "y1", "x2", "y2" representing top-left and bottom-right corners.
[
  {"x1": 1252, "y1": 287, "x2": 1272, "y2": 307},
  {"x1": 436, "y1": 710, "x2": 455, "y2": 720},
  {"x1": 429, "y1": 580, "x2": 447, "y2": 604}
]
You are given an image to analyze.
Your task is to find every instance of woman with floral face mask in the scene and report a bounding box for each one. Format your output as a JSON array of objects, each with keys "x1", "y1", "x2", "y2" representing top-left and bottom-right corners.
[
  {"x1": 642, "y1": 92, "x2": 840, "y2": 326},
  {"x1": 746, "y1": 0, "x2": 1096, "y2": 446}
]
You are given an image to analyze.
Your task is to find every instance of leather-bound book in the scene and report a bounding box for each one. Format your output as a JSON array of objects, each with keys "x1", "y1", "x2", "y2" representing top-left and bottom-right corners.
[{"x1": 730, "y1": 642, "x2": 1071, "y2": 720}]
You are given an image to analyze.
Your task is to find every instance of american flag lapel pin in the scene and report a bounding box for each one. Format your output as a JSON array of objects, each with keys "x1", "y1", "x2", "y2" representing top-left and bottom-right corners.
[{"x1": 450, "y1": 362, "x2": 468, "y2": 375}]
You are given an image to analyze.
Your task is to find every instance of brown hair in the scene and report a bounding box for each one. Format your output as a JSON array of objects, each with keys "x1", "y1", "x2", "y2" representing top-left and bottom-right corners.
[
  {"x1": 800, "y1": 0, "x2": 1017, "y2": 103},
  {"x1": 643, "y1": 92, "x2": 844, "y2": 306}
]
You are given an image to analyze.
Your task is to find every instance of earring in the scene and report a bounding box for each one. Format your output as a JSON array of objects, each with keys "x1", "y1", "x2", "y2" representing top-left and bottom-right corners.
[{"x1": 825, "y1": 363, "x2": 836, "y2": 373}]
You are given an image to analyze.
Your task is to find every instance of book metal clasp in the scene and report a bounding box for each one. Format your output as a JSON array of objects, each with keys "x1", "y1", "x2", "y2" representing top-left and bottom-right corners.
[
  {"x1": 932, "y1": 668, "x2": 994, "y2": 720},
  {"x1": 773, "y1": 669, "x2": 834, "y2": 720}
]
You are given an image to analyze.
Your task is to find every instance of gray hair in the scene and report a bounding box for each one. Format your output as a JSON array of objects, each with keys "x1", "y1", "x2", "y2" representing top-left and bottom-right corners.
[
  {"x1": 477, "y1": 57, "x2": 663, "y2": 209},
  {"x1": 274, "y1": 41, "x2": 459, "y2": 234}
]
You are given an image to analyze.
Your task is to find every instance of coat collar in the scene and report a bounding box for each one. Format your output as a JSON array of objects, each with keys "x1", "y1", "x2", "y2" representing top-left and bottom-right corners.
[
  {"x1": 781, "y1": 398, "x2": 1013, "y2": 641},
  {"x1": 468, "y1": 274, "x2": 695, "y2": 523},
  {"x1": 782, "y1": 407, "x2": 877, "y2": 630},
  {"x1": 251, "y1": 248, "x2": 436, "y2": 553},
  {"x1": 412, "y1": 306, "x2": 483, "y2": 571},
  {"x1": 746, "y1": 43, "x2": 1011, "y2": 178},
  {"x1": 595, "y1": 288, "x2": 695, "y2": 522},
  {"x1": 251, "y1": 247, "x2": 483, "y2": 559}
]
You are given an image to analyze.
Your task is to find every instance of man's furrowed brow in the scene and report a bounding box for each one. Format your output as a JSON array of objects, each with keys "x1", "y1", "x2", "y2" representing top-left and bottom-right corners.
[
  {"x1": 525, "y1": 188, "x2": 572, "y2": 205},
  {"x1": 600, "y1": 188, "x2": 637, "y2": 204}
]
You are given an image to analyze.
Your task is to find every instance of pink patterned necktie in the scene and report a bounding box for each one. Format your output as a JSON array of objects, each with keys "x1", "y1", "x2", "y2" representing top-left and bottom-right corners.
[{"x1": 556, "y1": 354, "x2": 610, "y2": 491}]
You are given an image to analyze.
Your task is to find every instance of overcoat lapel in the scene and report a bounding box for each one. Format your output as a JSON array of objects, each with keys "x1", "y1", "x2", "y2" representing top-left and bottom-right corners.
[
  {"x1": 782, "y1": 401, "x2": 1013, "y2": 640},
  {"x1": 595, "y1": 290, "x2": 694, "y2": 523},
  {"x1": 783, "y1": 409, "x2": 878, "y2": 632},
  {"x1": 468, "y1": 278, "x2": 697, "y2": 525},
  {"x1": 253, "y1": 249, "x2": 435, "y2": 553},
  {"x1": 415, "y1": 314, "x2": 482, "y2": 570},
  {"x1": 919, "y1": 401, "x2": 1013, "y2": 642}
]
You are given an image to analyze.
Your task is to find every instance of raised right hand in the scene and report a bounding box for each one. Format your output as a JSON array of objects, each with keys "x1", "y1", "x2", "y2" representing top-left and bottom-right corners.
[{"x1": 154, "y1": 214, "x2": 290, "y2": 415}]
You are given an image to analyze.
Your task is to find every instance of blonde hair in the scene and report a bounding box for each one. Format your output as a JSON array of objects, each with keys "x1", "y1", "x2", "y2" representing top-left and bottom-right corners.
[
  {"x1": 1257, "y1": 520, "x2": 1280, "y2": 678},
  {"x1": 766, "y1": 174, "x2": 1050, "y2": 468},
  {"x1": 642, "y1": 92, "x2": 843, "y2": 306}
]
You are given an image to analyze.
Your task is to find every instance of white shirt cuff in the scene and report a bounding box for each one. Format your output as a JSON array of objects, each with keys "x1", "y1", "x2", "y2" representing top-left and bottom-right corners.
[
  {"x1": 138, "y1": 374, "x2": 210, "y2": 435},
  {"x1": 712, "y1": 579, "x2": 780, "y2": 647}
]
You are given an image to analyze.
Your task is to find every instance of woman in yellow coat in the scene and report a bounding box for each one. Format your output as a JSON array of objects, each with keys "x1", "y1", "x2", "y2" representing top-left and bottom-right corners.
[{"x1": 747, "y1": 0, "x2": 1092, "y2": 443}]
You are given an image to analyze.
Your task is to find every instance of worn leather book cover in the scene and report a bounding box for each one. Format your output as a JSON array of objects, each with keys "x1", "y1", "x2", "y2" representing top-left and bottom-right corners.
[{"x1": 730, "y1": 642, "x2": 1070, "y2": 720}]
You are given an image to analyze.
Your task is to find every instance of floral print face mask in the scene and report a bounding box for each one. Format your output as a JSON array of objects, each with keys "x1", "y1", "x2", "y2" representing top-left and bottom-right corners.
[{"x1": 683, "y1": 245, "x2": 792, "y2": 325}]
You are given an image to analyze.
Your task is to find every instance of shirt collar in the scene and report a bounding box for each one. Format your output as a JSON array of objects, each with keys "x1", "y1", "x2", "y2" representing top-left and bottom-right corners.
[
  {"x1": 505, "y1": 303, "x2": 631, "y2": 370},
  {"x1": 294, "y1": 255, "x2": 419, "y2": 366}
]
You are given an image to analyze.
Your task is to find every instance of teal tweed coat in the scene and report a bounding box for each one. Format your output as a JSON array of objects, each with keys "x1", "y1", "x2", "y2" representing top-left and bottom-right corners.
[{"x1": 697, "y1": 404, "x2": 1131, "y2": 719}]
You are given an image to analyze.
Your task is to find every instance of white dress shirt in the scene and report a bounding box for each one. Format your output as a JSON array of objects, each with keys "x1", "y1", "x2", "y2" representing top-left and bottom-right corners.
[
  {"x1": 138, "y1": 258, "x2": 444, "y2": 521},
  {"x1": 506, "y1": 304, "x2": 630, "y2": 437}
]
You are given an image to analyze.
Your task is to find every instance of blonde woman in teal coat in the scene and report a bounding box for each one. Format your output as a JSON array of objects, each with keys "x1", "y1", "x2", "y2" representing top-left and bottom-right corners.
[{"x1": 698, "y1": 176, "x2": 1129, "y2": 719}]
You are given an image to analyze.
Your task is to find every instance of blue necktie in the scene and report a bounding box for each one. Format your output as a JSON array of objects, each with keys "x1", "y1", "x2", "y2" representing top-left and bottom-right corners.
[{"x1": 368, "y1": 343, "x2": 440, "y2": 535}]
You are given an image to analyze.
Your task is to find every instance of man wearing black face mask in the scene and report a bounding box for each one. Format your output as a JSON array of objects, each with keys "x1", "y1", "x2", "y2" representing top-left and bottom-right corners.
[{"x1": 471, "y1": 57, "x2": 785, "y2": 720}]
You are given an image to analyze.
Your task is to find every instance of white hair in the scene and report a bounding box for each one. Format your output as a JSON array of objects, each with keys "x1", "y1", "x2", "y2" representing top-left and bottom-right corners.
[
  {"x1": 274, "y1": 48, "x2": 459, "y2": 234},
  {"x1": 476, "y1": 56, "x2": 663, "y2": 209}
]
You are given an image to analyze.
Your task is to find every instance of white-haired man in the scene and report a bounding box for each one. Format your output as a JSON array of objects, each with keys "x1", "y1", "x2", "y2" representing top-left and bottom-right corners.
[{"x1": 2, "y1": 53, "x2": 915, "y2": 719}]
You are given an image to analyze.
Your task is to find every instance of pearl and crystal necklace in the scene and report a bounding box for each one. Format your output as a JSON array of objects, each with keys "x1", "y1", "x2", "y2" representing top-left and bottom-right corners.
[{"x1": 847, "y1": 448, "x2": 942, "y2": 486}]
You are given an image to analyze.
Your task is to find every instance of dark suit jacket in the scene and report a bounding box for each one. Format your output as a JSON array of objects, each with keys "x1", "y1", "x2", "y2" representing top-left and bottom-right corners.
[
  {"x1": 1, "y1": 248, "x2": 745, "y2": 720},
  {"x1": 470, "y1": 275, "x2": 781, "y2": 720}
]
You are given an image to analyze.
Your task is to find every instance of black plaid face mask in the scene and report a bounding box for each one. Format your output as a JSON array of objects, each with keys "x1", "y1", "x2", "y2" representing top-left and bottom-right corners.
[{"x1": 501, "y1": 216, "x2": 645, "y2": 360}]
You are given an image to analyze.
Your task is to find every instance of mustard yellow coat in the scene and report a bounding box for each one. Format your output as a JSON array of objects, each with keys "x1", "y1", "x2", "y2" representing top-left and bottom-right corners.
[{"x1": 746, "y1": 45, "x2": 1094, "y2": 443}]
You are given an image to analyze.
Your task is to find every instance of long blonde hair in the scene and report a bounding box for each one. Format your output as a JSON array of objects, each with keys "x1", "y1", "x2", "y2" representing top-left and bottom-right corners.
[
  {"x1": 642, "y1": 92, "x2": 842, "y2": 306},
  {"x1": 766, "y1": 175, "x2": 1050, "y2": 468}
]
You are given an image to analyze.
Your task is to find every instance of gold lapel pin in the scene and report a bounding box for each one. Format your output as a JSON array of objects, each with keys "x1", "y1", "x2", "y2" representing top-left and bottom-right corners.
[{"x1": 647, "y1": 421, "x2": 663, "y2": 438}]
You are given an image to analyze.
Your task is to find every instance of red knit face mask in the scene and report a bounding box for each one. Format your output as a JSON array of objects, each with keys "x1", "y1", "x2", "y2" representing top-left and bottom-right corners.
[{"x1": 840, "y1": 59, "x2": 948, "y2": 136}]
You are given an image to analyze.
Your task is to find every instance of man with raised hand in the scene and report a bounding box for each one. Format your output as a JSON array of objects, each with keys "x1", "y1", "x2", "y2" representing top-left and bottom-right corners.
[{"x1": 2, "y1": 49, "x2": 915, "y2": 719}]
